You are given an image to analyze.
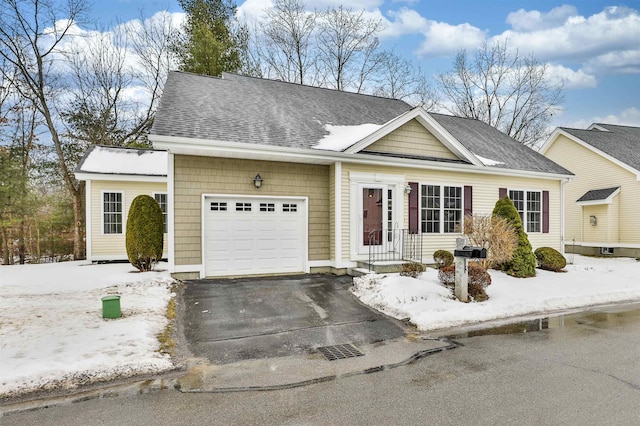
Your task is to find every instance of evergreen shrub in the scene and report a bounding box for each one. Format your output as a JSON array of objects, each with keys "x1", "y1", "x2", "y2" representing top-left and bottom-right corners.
[
  {"x1": 492, "y1": 196, "x2": 536, "y2": 278},
  {"x1": 433, "y1": 250, "x2": 454, "y2": 269},
  {"x1": 400, "y1": 261, "x2": 426, "y2": 278},
  {"x1": 534, "y1": 247, "x2": 567, "y2": 272},
  {"x1": 126, "y1": 195, "x2": 164, "y2": 272}
]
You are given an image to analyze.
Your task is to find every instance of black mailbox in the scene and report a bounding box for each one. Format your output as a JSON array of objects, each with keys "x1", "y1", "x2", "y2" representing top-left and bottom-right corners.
[{"x1": 454, "y1": 246, "x2": 487, "y2": 259}]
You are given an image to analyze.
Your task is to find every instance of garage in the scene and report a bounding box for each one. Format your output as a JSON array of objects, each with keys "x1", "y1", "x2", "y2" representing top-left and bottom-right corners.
[{"x1": 203, "y1": 196, "x2": 307, "y2": 277}]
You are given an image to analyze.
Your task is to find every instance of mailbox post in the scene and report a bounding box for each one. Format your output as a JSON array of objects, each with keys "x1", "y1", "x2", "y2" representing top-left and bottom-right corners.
[{"x1": 453, "y1": 237, "x2": 487, "y2": 302}]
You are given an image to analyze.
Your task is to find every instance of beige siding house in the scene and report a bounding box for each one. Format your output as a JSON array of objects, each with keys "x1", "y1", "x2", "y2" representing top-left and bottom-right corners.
[
  {"x1": 76, "y1": 146, "x2": 168, "y2": 262},
  {"x1": 146, "y1": 71, "x2": 572, "y2": 279},
  {"x1": 540, "y1": 124, "x2": 640, "y2": 257}
]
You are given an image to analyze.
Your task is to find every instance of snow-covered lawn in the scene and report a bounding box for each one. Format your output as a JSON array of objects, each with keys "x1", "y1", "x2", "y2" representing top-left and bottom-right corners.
[
  {"x1": 352, "y1": 255, "x2": 640, "y2": 331},
  {"x1": 0, "y1": 261, "x2": 177, "y2": 399}
]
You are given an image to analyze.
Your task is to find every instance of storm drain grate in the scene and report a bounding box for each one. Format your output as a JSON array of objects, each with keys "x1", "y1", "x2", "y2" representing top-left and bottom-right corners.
[{"x1": 316, "y1": 343, "x2": 364, "y2": 361}]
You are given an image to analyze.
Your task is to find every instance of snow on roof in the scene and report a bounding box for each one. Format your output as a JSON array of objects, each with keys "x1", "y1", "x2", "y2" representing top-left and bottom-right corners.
[
  {"x1": 78, "y1": 146, "x2": 167, "y2": 176},
  {"x1": 475, "y1": 154, "x2": 505, "y2": 166},
  {"x1": 312, "y1": 123, "x2": 383, "y2": 152}
]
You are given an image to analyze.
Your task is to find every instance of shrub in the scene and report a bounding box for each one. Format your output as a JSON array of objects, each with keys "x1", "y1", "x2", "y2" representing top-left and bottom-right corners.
[
  {"x1": 463, "y1": 214, "x2": 517, "y2": 269},
  {"x1": 433, "y1": 250, "x2": 454, "y2": 269},
  {"x1": 492, "y1": 196, "x2": 536, "y2": 278},
  {"x1": 126, "y1": 195, "x2": 164, "y2": 272},
  {"x1": 400, "y1": 261, "x2": 426, "y2": 278},
  {"x1": 534, "y1": 247, "x2": 567, "y2": 272},
  {"x1": 437, "y1": 263, "x2": 492, "y2": 301}
]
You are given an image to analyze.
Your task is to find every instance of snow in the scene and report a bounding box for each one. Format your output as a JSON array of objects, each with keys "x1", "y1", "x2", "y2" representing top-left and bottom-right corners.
[
  {"x1": 475, "y1": 154, "x2": 505, "y2": 166},
  {"x1": 352, "y1": 255, "x2": 640, "y2": 331},
  {"x1": 79, "y1": 146, "x2": 167, "y2": 176},
  {"x1": 0, "y1": 261, "x2": 176, "y2": 398},
  {"x1": 313, "y1": 123, "x2": 383, "y2": 151},
  {"x1": 1, "y1": 255, "x2": 638, "y2": 398}
]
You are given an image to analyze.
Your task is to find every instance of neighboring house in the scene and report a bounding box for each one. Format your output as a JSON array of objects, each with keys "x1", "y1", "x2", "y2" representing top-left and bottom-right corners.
[
  {"x1": 145, "y1": 71, "x2": 572, "y2": 279},
  {"x1": 75, "y1": 145, "x2": 168, "y2": 262},
  {"x1": 540, "y1": 123, "x2": 640, "y2": 257}
]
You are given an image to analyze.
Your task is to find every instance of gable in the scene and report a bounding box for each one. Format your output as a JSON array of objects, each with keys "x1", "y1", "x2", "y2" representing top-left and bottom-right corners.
[{"x1": 361, "y1": 119, "x2": 461, "y2": 161}]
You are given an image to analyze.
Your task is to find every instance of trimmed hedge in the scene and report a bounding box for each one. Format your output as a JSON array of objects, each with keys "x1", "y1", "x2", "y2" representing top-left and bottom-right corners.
[
  {"x1": 534, "y1": 247, "x2": 567, "y2": 272},
  {"x1": 433, "y1": 250, "x2": 454, "y2": 269},
  {"x1": 400, "y1": 261, "x2": 426, "y2": 278},
  {"x1": 126, "y1": 195, "x2": 164, "y2": 272},
  {"x1": 438, "y1": 263, "x2": 492, "y2": 302},
  {"x1": 492, "y1": 196, "x2": 536, "y2": 278}
]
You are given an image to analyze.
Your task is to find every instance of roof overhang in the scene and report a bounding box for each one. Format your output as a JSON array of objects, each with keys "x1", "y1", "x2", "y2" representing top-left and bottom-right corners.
[
  {"x1": 541, "y1": 128, "x2": 640, "y2": 181},
  {"x1": 576, "y1": 187, "x2": 621, "y2": 206},
  {"x1": 343, "y1": 107, "x2": 484, "y2": 166},
  {"x1": 150, "y1": 134, "x2": 573, "y2": 181},
  {"x1": 75, "y1": 172, "x2": 167, "y2": 183}
]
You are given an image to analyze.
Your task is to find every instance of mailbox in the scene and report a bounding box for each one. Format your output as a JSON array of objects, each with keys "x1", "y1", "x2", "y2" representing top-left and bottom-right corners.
[{"x1": 454, "y1": 246, "x2": 487, "y2": 259}]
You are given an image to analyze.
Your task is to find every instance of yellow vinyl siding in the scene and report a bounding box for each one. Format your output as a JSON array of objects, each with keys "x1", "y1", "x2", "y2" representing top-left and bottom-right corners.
[
  {"x1": 90, "y1": 180, "x2": 168, "y2": 259},
  {"x1": 329, "y1": 163, "x2": 336, "y2": 262},
  {"x1": 173, "y1": 156, "x2": 330, "y2": 266},
  {"x1": 582, "y1": 205, "x2": 608, "y2": 243},
  {"x1": 340, "y1": 162, "x2": 562, "y2": 263},
  {"x1": 545, "y1": 134, "x2": 640, "y2": 244},
  {"x1": 365, "y1": 119, "x2": 460, "y2": 160}
]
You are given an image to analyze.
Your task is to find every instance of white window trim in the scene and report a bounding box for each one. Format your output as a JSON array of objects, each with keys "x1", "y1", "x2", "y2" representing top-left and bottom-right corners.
[
  {"x1": 153, "y1": 191, "x2": 168, "y2": 234},
  {"x1": 101, "y1": 190, "x2": 124, "y2": 235},
  {"x1": 419, "y1": 183, "x2": 464, "y2": 234},
  {"x1": 509, "y1": 189, "x2": 542, "y2": 234}
]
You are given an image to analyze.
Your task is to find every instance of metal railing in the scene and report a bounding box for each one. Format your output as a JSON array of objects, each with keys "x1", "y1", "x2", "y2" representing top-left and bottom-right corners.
[{"x1": 367, "y1": 228, "x2": 423, "y2": 270}]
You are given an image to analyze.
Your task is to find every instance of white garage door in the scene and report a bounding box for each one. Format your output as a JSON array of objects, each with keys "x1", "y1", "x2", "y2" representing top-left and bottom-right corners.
[{"x1": 203, "y1": 197, "x2": 307, "y2": 277}]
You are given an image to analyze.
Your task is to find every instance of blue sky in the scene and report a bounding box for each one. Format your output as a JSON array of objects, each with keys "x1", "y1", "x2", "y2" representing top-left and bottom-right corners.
[{"x1": 95, "y1": 0, "x2": 640, "y2": 129}]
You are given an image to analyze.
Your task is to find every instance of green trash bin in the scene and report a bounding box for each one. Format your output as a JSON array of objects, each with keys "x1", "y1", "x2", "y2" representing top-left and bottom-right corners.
[{"x1": 102, "y1": 295, "x2": 121, "y2": 319}]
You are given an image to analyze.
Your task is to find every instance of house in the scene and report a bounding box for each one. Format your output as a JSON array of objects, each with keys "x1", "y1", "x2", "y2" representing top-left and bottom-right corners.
[
  {"x1": 144, "y1": 71, "x2": 572, "y2": 279},
  {"x1": 540, "y1": 123, "x2": 640, "y2": 257},
  {"x1": 75, "y1": 145, "x2": 168, "y2": 262}
]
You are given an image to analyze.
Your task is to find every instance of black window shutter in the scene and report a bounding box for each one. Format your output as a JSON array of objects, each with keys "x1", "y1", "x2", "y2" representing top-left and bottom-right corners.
[
  {"x1": 409, "y1": 182, "x2": 418, "y2": 233},
  {"x1": 464, "y1": 186, "x2": 473, "y2": 217},
  {"x1": 542, "y1": 190, "x2": 549, "y2": 233}
]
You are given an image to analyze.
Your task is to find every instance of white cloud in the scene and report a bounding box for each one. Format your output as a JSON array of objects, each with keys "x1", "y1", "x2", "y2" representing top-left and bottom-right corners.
[
  {"x1": 415, "y1": 21, "x2": 486, "y2": 57},
  {"x1": 381, "y1": 7, "x2": 429, "y2": 37},
  {"x1": 494, "y1": 6, "x2": 640, "y2": 75},
  {"x1": 569, "y1": 107, "x2": 640, "y2": 129},
  {"x1": 545, "y1": 64, "x2": 597, "y2": 89},
  {"x1": 506, "y1": 5, "x2": 578, "y2": 32}
]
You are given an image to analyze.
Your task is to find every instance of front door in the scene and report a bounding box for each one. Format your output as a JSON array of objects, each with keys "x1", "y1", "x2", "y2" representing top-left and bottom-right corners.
[{"x1": 359, "y1": 185, "x2": 395, "y2": 254}]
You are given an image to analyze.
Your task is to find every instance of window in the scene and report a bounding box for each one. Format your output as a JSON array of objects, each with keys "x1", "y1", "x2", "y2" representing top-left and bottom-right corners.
[
  {"x1": 210, "y1": 202, "x2": 227, "y2": 211},
  {"x1": 236, "y1": 202, "x2": 252, "y2": 211},
  {"x1": 103, "y1": 192, "x2": 122, "y2": 234},
  {"x1": 154, "y1": 193, "x2": 167, "y2": 233},
  {"x1": 260, "y1": 203, "x2": 275, "y2": 212},
  {"x1": 283, "y1": 203, "x2": 297, "y2": 212},
  {"x1": 420, "y1": 185, "x2": 462, "y2": 233},
  {"x1": 509, "y1": 190, "x2": 541, "y2": 233}
]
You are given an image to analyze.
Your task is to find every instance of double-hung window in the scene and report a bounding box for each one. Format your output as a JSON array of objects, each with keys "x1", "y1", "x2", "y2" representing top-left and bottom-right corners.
[
  {"x1": 509, "y1": 190, "x2": 541, "y2": 233},
  {"x1": 420, "y1": 184, "x2": 462, "y2": 233},
  {"x1": 103, "y1": 192, "x2": 123, "y2": 234},
  {"x1": 154, "y1": 193, "x2": 168, "y2": 233}
]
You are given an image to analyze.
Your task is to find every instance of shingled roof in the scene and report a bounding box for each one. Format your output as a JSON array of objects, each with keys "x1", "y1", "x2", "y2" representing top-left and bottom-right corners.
[
  {"x1": 560, "y1": 124, "x2": 640, "y2": 172},
  {"x1": 430, "y1": 113, "x2": 571, "y2": 175},
  {"x1": 151, "y1": 71, "x2": 571, "y2": 176},
  {"x1": 576, "y1": 187, "x2": 620, "y2": 203},
  {"x1": 151, "y1": 71, "x2": 410, "y2": 149}
]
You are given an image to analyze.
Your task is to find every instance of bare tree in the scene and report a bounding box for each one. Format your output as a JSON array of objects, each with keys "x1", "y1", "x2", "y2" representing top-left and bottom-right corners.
[
  {"x1": 317, "y1": 6, "x2": 382, "y2": 92},
  {"x1": 259, "y1": 0, "x2": 317, "y2": 85},
  {"x1": 373, "y1": 50, "x2": 437, "y2": 109},
  {"x1": 438, "y1": 41, "x2": 563, "y2": 147},
  {"x1": 0, "y1": 0, "x2": 90, "y2": 260}
]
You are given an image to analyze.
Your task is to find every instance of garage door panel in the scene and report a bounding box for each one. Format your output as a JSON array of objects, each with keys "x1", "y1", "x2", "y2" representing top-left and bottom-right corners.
[{"x1": 204, "y1": 197, "x2": 306, "y2": 277}]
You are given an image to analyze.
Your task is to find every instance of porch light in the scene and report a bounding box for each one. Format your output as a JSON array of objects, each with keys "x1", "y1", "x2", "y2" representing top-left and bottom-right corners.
[
  {"x1": 404, "y1": 184, "x2": 412, "y2": 194},
  {"x1": 253, "y1": 174, "x2": 263, "y2": 189},
  {"x1": 590, "y1": 215, "x2": 597, "y2": 226}
]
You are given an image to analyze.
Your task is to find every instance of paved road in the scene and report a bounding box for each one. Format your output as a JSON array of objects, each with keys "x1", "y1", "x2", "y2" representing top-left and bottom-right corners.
[
  {"x1": 181, "y1": 274, "x2": 406, "y2": 364},
  {"x1": 4, "y1": 303, "x2": 640, "y2": 425}
]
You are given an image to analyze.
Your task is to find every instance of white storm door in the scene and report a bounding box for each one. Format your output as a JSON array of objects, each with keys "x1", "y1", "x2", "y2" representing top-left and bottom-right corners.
[{"x1": 358, "y1": 185, "x2": 395, "y2": 254}]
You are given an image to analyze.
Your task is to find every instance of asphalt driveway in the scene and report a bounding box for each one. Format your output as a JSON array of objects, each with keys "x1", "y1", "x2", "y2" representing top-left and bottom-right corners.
[{"x1": 181, "y1": 274, "x2": 406, "y2": 364}]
